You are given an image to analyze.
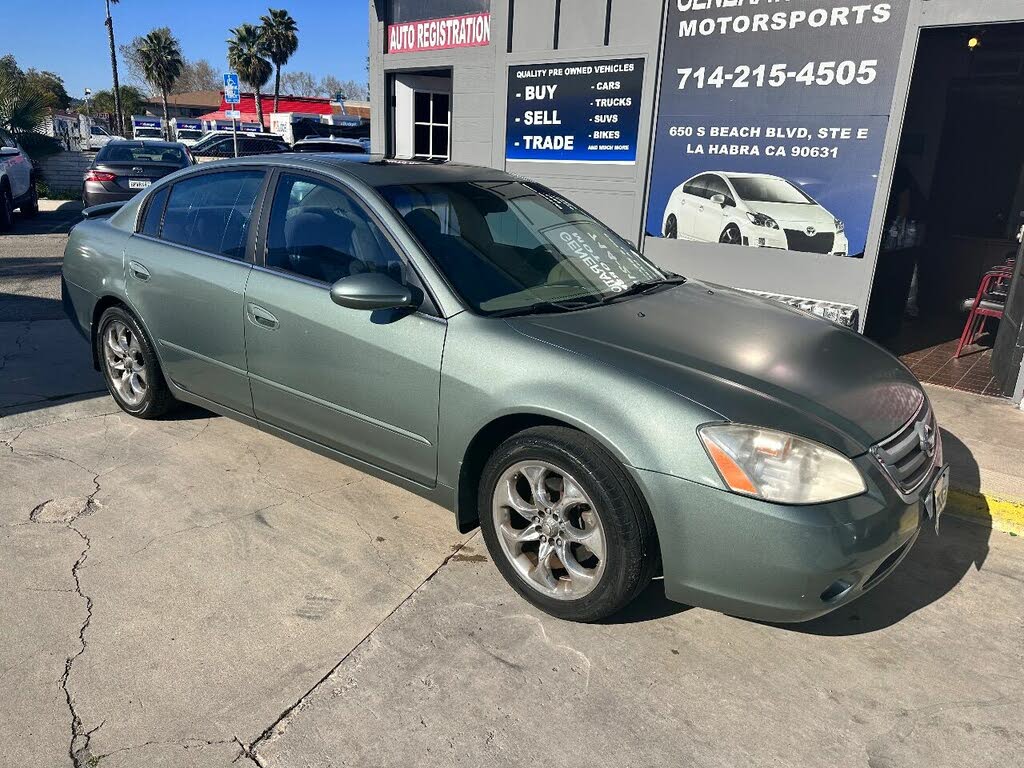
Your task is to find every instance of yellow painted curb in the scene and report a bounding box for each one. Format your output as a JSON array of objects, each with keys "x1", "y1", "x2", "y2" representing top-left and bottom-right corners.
[{"x1": 947, "y1": 489, "x2": 1024, "y2": 536}]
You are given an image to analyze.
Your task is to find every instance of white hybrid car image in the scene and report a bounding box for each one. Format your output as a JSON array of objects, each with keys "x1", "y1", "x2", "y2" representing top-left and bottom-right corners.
[{"x1": 661, "y1": 172, "x2": 849, "y2": 256}]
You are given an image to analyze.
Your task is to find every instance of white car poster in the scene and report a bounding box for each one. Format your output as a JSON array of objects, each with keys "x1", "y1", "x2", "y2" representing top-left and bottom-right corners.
[{"x1": 646, "y1": 1, "x2": 910, "y2": 258}]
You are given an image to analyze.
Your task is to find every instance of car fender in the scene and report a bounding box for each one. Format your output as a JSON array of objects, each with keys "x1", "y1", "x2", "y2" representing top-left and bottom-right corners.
[{"x1": 437, "y1": 313, "x2": 726, "y2": 527}]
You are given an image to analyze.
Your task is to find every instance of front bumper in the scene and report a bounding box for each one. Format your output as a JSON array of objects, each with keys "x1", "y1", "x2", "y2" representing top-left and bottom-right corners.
[{"x1": 631, "y1": 454, "x2": 943, "y2": 623}]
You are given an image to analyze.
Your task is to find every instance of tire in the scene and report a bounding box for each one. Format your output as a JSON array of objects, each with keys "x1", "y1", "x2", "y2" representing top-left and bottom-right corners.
[
  {"x1": 96, "y1": 306, "x2": 175, "y2": 419},
  {"x1": 719, "y1": 224, "x2": 742, "y2": 245},
  {"x1": 20, "y1": 181, "x2": 39, "y2": 218},
  {"x1": 664, "y1": 213, "x2": 678, "y2": 239},
  {"x1": 478, "y1": 426, "x2": 658, "y2": 622},
  {"x1": 0, "y1": 183, "x2": 14, "y2": 232}
]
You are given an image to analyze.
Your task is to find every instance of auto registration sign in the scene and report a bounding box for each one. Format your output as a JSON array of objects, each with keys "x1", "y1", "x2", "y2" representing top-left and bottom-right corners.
[{"x1": 128, "y1": 179, "x2": 152, "y2": 190}]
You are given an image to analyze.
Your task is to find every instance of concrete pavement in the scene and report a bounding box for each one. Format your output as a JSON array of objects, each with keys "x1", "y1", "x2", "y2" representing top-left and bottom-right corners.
[{"x1": 1, "y1": 208, "x2": 1022, "y2": 767}]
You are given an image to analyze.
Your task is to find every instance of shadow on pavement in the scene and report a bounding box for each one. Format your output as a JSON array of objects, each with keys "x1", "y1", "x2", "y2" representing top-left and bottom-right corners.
[
  {"x1": 601, "y1": 578, "x2": 693, "y2": 624},
  {"x1": 782, "y1": 429, "x2": 991, "y2": 636}
]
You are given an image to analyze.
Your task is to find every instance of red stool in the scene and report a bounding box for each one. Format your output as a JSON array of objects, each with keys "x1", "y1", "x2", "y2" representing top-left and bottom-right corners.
[{"x1": 955, "y1": 268, "x2": 1010, "y2": 358}]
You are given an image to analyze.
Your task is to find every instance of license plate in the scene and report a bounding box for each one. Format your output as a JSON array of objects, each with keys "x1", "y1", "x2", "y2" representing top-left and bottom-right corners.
[
  {"x1": 924, "y1": 466, "x2": 950, "y2": 533},
  {"x1": 128, "y1": 179, "x2": 151, "y2": 190}
]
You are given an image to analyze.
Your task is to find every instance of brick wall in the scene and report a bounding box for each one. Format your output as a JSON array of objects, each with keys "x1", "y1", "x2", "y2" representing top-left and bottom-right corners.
[{"x1": 38, "y1": 151, "x2": 91, "y2": 195}]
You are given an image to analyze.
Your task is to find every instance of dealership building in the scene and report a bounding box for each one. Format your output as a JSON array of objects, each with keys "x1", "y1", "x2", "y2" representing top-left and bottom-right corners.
[{"x1": 369, "y1": 0, "x2": 1024, "y2": 404}]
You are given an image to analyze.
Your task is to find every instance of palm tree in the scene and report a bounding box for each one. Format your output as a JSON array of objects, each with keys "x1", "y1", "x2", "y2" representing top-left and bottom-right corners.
[
  {"x1": 260, "y1": 9, "x2": 298, "y2": 113},
  {"x1": 136, "y1": 28, "x2": 184, "y2": 140},
  {"x1": 104, "y1": 0, "x2": 124, "y2": 136},
  {"x1": 228, "y1": 24, "x2": 272, "y2": 129}
]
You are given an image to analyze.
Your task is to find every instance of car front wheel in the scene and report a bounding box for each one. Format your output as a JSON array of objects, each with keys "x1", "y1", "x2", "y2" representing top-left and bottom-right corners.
[
  {"x1": 664, "y1": 213, "x2": 678, "y2": 239},
  {"x1": 96, "y1": 306, "x2": 175, "y2": 419},
  {"x1": 479, "y1": 426, "x2": 658, "y2": 622},
  {"x1": 719, "y1": 224, "x2": 742, "y2": 245}
]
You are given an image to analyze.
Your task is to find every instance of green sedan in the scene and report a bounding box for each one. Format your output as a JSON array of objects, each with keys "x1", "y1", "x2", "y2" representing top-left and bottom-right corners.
[{"x1": 61, "y1": 155, "x2": 949, "y2": 623}]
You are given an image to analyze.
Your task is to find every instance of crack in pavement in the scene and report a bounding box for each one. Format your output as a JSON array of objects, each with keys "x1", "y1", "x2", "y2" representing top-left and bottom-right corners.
[
  {"x1": 28, "y1": 474, "x2": 104, "y2": 768},
  {"x1": 0, "y1": 320, "x2": 32, "y2": 373},
  {"x1": 240, "y1": 533, "x2": 478, "y2": 764}
]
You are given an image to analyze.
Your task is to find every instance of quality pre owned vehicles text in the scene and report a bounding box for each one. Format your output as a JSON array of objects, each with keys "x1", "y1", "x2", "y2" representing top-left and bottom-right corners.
[{"x1": 62, "y1": 155, "x2": 949, "y2": 623}]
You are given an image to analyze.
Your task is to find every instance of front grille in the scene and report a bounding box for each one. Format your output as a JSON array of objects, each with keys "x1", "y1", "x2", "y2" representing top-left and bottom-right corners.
[
  {"x1": 784, "y1": 229, "x2": 835, "y2": 254},
  {"x1": 872, "y1": 400, "x2": 937, "y2": 494}
]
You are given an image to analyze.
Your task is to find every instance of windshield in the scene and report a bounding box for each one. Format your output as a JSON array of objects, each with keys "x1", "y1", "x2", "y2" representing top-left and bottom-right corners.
[
  {"x1": 135, "y1": 128, "x2": 163, "y2": 138},
  {"x1": 728, "y1": 176, "x2": 814, "y2": 205},
  {"x1": 176, "y1": 130, "x2": 203, "y2": 139},
  {"x1": 378, "y1": 180, "x2": 663, "y2": 315},
  {"x1": 98, "y1": 144, "x2": 188, "y2": 165}
]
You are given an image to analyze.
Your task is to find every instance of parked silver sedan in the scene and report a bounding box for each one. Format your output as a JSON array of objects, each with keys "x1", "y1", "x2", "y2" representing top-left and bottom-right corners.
[{"x1": 61, "y1": 155, "x2": 949, "y2": 622}]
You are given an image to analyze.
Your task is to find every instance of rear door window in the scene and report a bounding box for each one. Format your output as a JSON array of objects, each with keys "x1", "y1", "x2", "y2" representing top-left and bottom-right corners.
[
  {"x1": 139, "y1": 186, "x2": 169, "y2": 237},
  {"x1": 160, "y1": 171, "x2": 264, "y2": 259}
]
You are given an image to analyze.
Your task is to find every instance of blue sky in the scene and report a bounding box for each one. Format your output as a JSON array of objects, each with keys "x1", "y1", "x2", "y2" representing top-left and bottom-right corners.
[{"x1": 2, "y1": 1, "x2": 370, "y2": 97}]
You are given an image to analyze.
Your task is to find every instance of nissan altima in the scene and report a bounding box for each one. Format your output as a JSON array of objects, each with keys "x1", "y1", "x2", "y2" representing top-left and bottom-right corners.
[{"x1": 61, "y1": 156, "x2": 948, "y2": 623}]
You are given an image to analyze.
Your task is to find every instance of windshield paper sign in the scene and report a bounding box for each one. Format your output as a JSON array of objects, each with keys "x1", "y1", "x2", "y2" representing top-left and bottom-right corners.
[
  {"x1": 506, "y1": 59, "x2": 645, "y2": 164},
  {"x1": 646, "y1": 1, "x2": 910, "y2": 258}
]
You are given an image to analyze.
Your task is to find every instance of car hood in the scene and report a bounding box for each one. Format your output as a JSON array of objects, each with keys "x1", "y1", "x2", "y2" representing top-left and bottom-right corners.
[
  {"x1": 506, "y1": 282, "x2": 923, "y2": 456},
  {"x1": 744, "y1": 201, "x2": 837, "y2": 229}
]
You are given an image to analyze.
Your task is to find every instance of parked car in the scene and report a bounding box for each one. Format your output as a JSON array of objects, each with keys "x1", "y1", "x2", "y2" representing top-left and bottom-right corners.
[
  {"x1": 662, "y1": 171, "x2": 850, "y2": 256},
  {"x1": 87, "y1": 124, "x2": 125, "y2": 151},
  {"x1": 291, "y1": 137, "x2": 367, "y2": 154},
  {"x1": 188, "y1": 131, "x2": 289, "y2": 160},
  {"x1": 61, "y1": 157, "x2": 949, "y2": 623},
  {"x1": 0, "y1": 128, "x2": 39, "y2": 230},
  {"x1": 82, "y1": 141, "x2": 192, "y2": 208}
]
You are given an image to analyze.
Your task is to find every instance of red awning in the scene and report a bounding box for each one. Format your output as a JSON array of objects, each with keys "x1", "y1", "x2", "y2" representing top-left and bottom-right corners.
[
  {"x1": 199, "y1": 110, "x2": 261, "y2": 123},
  {"x1": 217, "y1": 93, "x2": 334, "y2": 115}
]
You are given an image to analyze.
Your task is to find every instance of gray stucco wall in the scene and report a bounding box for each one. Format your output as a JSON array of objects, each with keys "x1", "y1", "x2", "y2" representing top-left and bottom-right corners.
[{"x1": 370, "y1": 0, "x2": 663, "y2": 245}]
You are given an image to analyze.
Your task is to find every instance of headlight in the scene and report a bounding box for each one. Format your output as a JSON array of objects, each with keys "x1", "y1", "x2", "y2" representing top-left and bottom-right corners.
[
  {"x1": 746, "y1": 211, "x2": 779, "y2": 229},
  {"x1": 698, "y1": 424, "x2": 866, "y2": 504},
  {"x1": 834, "y1": 218, "x2": 845, "y2": 234}
]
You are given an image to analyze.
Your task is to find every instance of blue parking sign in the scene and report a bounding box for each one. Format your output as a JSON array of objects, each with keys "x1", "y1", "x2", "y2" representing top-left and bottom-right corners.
[{"x1": 223, "y1": 73, "x2": 240, "y2": 104}]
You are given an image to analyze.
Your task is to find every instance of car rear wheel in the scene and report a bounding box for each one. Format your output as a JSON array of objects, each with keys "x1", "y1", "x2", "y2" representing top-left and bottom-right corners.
[
  {"x1": 96, "y1": 307, "x2": 175, "y2": 419},
  {"x1": 0, "y1": 184, "x2": 14, "y2": 231},
  {"x1": 21, "y1": 182, "x2": 39, "y2": 218},
  {"x1": 719, "y1": 224, "x2": 742, "y2": 245},
  {"x1": 479, "y1": 426, "x2": 658, "y2": 622},
  {"x1": 664, "y1": 214, "x2": 678, "y2": 239}
]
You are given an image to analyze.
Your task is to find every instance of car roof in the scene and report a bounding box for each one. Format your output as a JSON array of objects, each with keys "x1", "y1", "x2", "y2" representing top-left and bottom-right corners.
[
  {"x1": 103, "y1": 140, "x2": 184, "y2": 149},
  {"x1": 198, "y1": 154, "x2": 517, "y2": 188}
]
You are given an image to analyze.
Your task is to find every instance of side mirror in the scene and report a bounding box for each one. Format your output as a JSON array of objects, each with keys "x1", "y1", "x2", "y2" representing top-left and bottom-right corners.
[
  {"x1": 0, "y1": 146, "x2": 20, "y2": 157},
  {"x1": 710, "y1": 193, "x2": 726, "y2": 206},
  {"x1": 330, "y1": 272, "x2": 416, "y2": 311}
]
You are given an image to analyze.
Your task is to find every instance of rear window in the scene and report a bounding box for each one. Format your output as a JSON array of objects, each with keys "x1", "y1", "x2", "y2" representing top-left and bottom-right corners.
[
  {"x1": 97, "y1": 144, "x2": 188, "y2": 165},
  {"x1": 159, "y1": 171, "x2": 264, "y2": 259}
]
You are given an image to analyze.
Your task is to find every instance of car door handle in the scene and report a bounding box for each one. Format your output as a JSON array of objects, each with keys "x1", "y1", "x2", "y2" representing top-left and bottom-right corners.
[
  {"x1": 128, "y1": 261, "x2": 150, "y2": 281},
  {"x1": 247, "y1": 303, "x2": 279, "y2": 330}
]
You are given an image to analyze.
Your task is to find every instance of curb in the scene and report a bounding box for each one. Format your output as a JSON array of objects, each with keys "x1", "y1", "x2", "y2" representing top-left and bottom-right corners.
[{"x1": 947, "y1": 489, "x2": 1024, "y2": 536}]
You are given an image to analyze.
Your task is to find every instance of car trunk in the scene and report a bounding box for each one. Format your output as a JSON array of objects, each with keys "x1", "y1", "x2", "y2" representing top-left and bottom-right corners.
[{"x1": 91, "y1": 162, "x2": 183, "y2": 194}]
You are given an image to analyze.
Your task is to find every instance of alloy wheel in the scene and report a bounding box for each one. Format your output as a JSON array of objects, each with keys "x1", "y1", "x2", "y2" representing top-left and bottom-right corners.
[
  {"x1": 719, "y1": 225, "x2": 742, "y2": 245},
  {"x1": 491, "y1": 460, "x2": 607, "y2": 600},
  {"x1": 664, "y1": 214, "x2": 678, "y2": 239},
  {"x1": 102, "y1": 320, "x2": 149, "y2": 407}
]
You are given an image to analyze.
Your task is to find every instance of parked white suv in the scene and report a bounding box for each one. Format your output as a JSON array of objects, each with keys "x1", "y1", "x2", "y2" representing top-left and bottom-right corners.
[
  {"x1": 662, "y1": 172, "x2": 849, "y2": 257},
  {"x1": 0, "y1": 129, "x2": 38, "y2": 231}
]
